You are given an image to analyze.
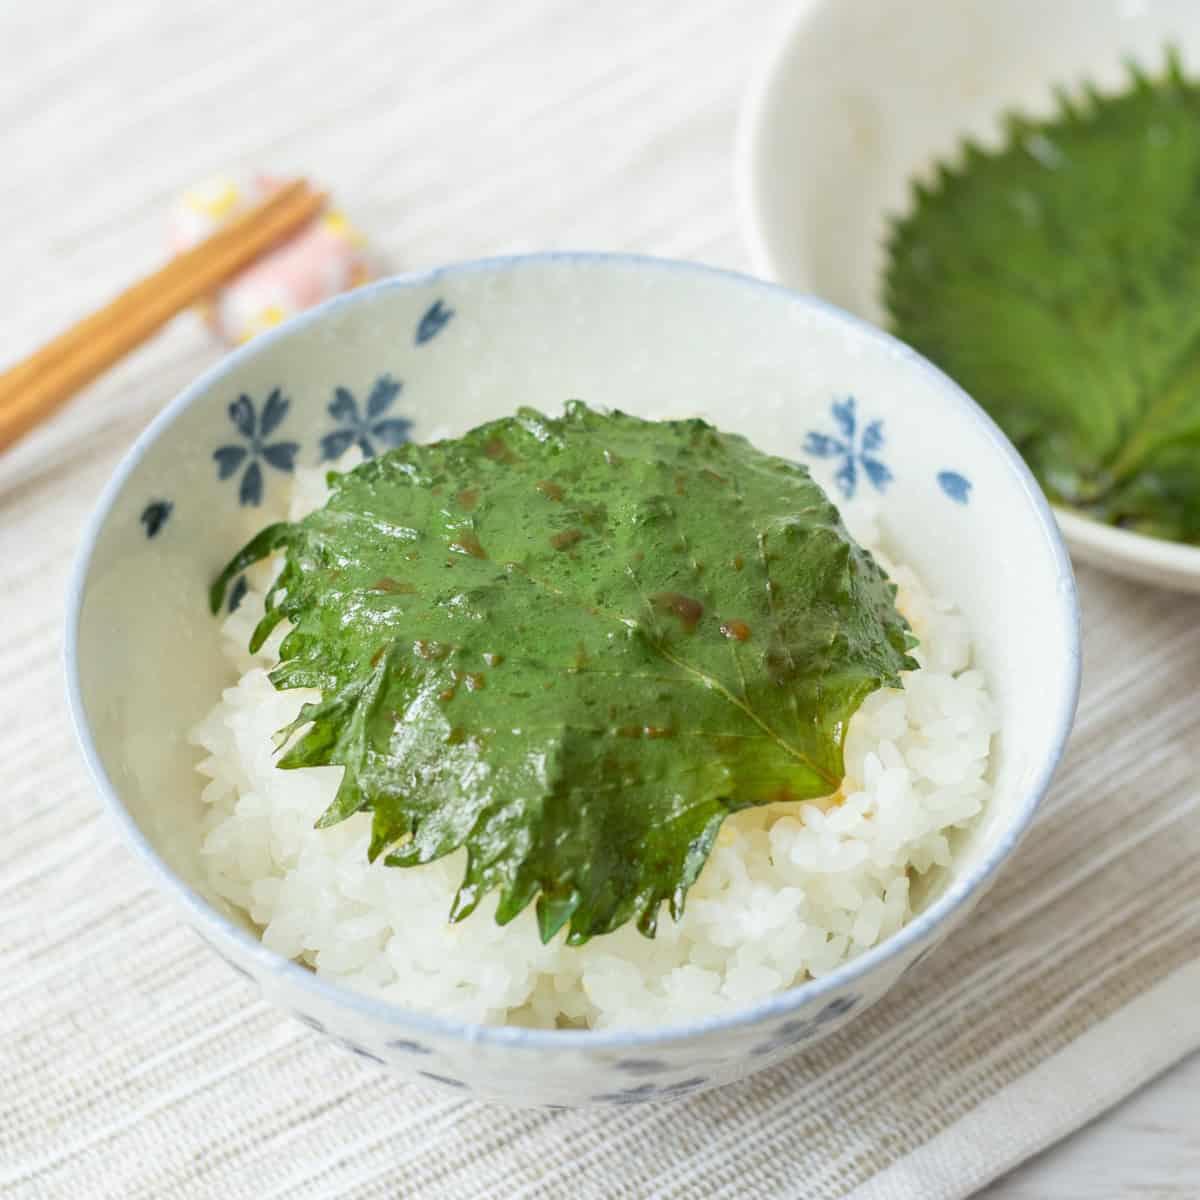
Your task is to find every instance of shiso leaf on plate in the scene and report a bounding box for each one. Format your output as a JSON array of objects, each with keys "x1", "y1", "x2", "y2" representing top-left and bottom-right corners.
[
  {"x1": 885, "y1": 48, "x2": 1200, "y2": 545},
  {"x1": 210, "y1": 402, "x2": 916, "y2": 943}
]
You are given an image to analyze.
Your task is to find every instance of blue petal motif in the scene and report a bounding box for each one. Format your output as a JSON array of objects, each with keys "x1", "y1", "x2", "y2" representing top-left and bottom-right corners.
[
  {"x1": 140, "y1": 499, "x2": 173, "y2": 538},
  {"x1": 228, "y1": 394, "x2": 256, "y2": 439},
  {"x1": 661, "y1": 1076, "x2": 707, "y2": 1093},
  {"x1": 259, "y1": 388, "x2": 290, "y2": 438},
  {"x1": 240, "y1": 460, "x2": 263, "y2": 506},
  {"x1": 416, "y1": 298, "x2": 454, "y2": 345},
  {"x1": 832, "y1": 395, "x2": 856, "y2": 439},
  {"x1": 589, "y1": 1076, "x2": 708, "y2": 1105},
  {"x1": 260, "y1": 441, "x2": 299, "y2": 472},
  {"x1": 835, "y1": 456, "x2": 857, "y2": 499},
  {"x1": 749, "y1": 993, "x2": 862, "y2": 1056},
  {"x1": 805, "y1": 398, "x2": 892, "y2": 500},
  {"x1": 213, "y1": 445, "x2": 248, "y2": 479},
  {"x1": 215, "y1": 387, "x2": 296, "y2": 505},
  {"x1": 320, "y1": 429, "x2": 358, "y2": 462},
  {"x1": 328, "y1": 386, "x2": 359, "y2": 425},
  {"x1": 321, "y1": 375, "x2": 412, "y2": 461},
  {"x1": 861, "y1": 456, "x2": 893, "y2": 490},
  {"x1": 937, "y1": 470, "x2": 972, "y2": 504},
  {"x1": 370, "y1": 417, "x2": 413, "y2": 448},
  {"x1": 803, "y1": 432, "x2": 846, "y2": 459},
  {"x1": 615, "y1": 1058, "x2": 670, "y2": 1075},
  {"x1": 366, "y1": 373, "x2": 401, "y2": 418},
  {"x1": 591, "y1": 1083, "x2": 658, "y2": 1104}
]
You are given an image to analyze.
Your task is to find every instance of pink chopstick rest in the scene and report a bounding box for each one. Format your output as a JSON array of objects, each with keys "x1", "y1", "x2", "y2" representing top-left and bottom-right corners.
[{"x1": 169, "y1": 174, "x2": 376, "y2": 344}]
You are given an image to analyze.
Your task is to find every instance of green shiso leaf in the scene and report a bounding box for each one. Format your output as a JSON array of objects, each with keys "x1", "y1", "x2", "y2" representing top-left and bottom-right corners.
[
  {"x1": 211, "y1": 402, "x2": 916, "y2": 943},
  {"x1": 885, "y1": 49, "x2": 1200, "y2": 544}
]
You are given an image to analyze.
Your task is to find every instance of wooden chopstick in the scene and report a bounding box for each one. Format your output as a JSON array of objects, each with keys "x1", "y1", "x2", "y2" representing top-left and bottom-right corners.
[{"x1": 0, "y1": 180, "x2": 327, "y2": 453}]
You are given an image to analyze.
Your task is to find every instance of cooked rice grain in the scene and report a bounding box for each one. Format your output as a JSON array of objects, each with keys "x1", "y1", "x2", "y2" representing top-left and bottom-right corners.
[{"x1": 191, "y1": 467, "x2": 996, "y2": 1028}]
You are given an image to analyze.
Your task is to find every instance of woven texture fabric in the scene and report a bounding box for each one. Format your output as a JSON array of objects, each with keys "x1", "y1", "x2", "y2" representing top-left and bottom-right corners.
[{"x1": 2, "y1": 3, "x2": 1198, "y2": 1196}]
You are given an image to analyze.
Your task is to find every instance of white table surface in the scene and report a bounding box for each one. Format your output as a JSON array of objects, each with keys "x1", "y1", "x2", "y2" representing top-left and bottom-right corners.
[
  {"x1": 1, "y1": 1, "x2": 1195, "y2": 1195},
  {"x1": 982, "y1": 1054, "x2": 1198, "y2": 1198}
]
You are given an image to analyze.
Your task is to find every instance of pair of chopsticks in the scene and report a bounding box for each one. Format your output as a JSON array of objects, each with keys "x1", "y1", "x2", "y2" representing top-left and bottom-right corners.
[{"x1": 0, "y1": 180, "x2": 327, "y2": 454}]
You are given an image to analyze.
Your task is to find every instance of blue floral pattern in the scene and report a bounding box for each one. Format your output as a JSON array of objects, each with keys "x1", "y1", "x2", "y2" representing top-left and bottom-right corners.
[
  {"x1": 804, "y1": 397, "x2": 892, "y2": 500},
  {"x1": 140, "y1": 500, "x2": 173, "y2": 538},
  {"x1": 416, "y1": 298, "x2": 454, "y2": 345},
  {"x1": 213, "y1": 389, "x2": 299, "y2": 506},
  {"x1": 319, "y1": 374, "x2": 412, "y2": 462},
  {"x1": 750, "y1": 993, "x2": 861, "y2": 1057},
  {"x1": 589, "y1": 1076, "x2": 709, "y2": 1105},
  {"x1": 937, "y1": 470, "x2": 972, "y2": 504},
  {"x1": 614, "y1": 1058, "x2": 671, "y2": 1076}
]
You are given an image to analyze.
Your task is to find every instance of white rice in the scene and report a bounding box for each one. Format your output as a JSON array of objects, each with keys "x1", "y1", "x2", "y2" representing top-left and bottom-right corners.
[{"x1": 191, "y1": 460, "x2": 996, "y2": 1029}]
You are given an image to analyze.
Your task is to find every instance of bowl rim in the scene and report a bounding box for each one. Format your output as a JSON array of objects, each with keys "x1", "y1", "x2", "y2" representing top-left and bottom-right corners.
[
  {"x1": 65, "y1": 250, "x2": 1081, "y2": 1050},
  {"x1": 733, "y1": 0, "x2": 1200, "y2": 589},
  {"x1": 734, "y1": 0, "x2": 829, "y2": 287},
  {"x1": 1055, "y1": 508, "x2": 1200, "y2": 579}
]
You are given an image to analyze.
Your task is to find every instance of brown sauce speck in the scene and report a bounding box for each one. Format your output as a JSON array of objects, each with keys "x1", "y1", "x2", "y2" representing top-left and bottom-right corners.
[
  {"x1": 603, "y1": 449, "x2": 621, "y2": 466},
  {"x1": 550, "y1": 528, "x2": 583, "y2": 551},
  {"x1": 674, "y1": 473, "x2": 687, "y2": 496},
  {"x1": 457, "y1": 488, "x2": 480, "y2": 510},
  {"x1": 370, "y1": 577, "x2": 415, "y2": 594},
  {"x1": 446, "y1": 725, "x2": 467, "y2": 745},
  {"x1": 438, "y1": 686, "x2": 457, "y2": 703},
  {"x1": 652, "y1": 591, "x2": 704, "y2": 632},
  {"x1": 764, "y1": 784, "x2": 801, "y2": 805},
  {"x1": 370, "y1": 646, "x2": 386, "y2": 667},
  {"x1": 732, "y1": 555, "x2": 745, "y2": 571},
  {"x1": 617, "y1": 724, "x2": 675, "y2": 739},
  {"x1": 482, "y1": 652, "x2": 504, "y2": 667},
  {"x1": 536, "y1": 480, "x2": 564, "y2": 501},
  {"x1": 463, "y1": 672, "x2": 486, "y2": 692},
  {"x1": 483, "y1": 436, "x2": 517, "y2": 464},
  {"x1": 449, "y1": 530, "x2": 488, "y2": 559},
  {"x1": 414, "y1": 639, "x2": 450, "y2": 660},
  {"x1": 720, "y1": 619, "x2": 752, "y2": 642}
]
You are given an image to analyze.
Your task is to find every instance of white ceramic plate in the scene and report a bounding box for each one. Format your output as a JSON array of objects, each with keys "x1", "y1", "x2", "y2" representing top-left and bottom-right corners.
[{"x1": 737, "y1": 0, "x2": 1200, "y2": 592}]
